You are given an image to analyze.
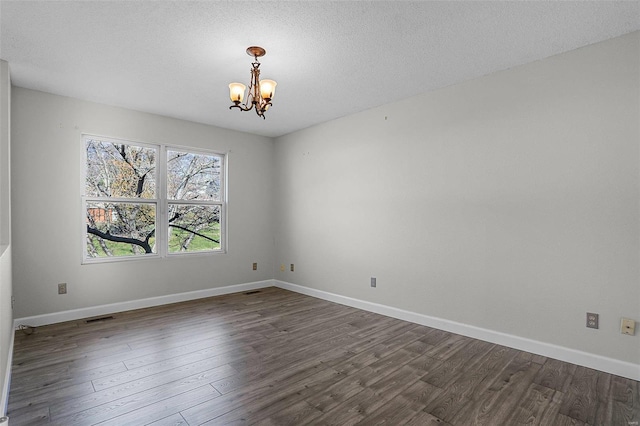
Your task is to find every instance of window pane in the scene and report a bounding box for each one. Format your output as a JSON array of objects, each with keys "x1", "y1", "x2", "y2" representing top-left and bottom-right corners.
[
  {"x1": 86, "y1": 202, "x2": 156, "y2": 257},
  {"x1": 168, "y1": 204, "x2": 221, "y2": 253},
  {"x1": 167, "y1": 150, "x2": 221, "y2": 201},
  {"x1": 85, "y1": 138, "x2": 156, "y2": 198}
]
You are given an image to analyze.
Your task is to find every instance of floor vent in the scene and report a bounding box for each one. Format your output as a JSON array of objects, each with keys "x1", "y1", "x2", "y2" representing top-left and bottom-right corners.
[
  {"x1": 85, "y1": 315, "x2": 115, "y2": 323},
  {"x1": 244, "y1": 290, "x2": 261, "y2": 295}
]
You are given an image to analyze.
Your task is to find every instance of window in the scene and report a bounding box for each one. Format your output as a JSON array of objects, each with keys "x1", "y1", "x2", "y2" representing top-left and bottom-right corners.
[
  {"x1": 83, "y1": 135, "x2": 225, "y2": 262},
  {"x1": 166, "y1": 149, "x2": 222, "y2": 253}
]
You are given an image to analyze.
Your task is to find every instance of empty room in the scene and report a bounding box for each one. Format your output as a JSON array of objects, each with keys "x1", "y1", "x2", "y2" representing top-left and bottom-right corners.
[{"x1": 0, "y1": 1, "x2": 639, "y2": 425}]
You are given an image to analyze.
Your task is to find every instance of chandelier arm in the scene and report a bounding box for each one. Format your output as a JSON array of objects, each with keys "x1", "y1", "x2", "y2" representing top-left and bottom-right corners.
[
  {"x1": 257, "y1": 100, "x2": 271, "y2": 119},
  {"x1": 230, "y1": 103, "x2": 254, "y2": 112}
]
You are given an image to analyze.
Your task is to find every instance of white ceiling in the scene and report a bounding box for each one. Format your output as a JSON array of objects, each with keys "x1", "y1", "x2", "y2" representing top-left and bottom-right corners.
[{"x1": 1, "y1": 1, "x2": 639, "y2": 138}]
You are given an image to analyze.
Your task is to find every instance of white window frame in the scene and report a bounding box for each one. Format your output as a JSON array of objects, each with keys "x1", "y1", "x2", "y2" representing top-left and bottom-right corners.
[
  {"x1": 165, "y1": 145, "x2": 226, "y2": 258},
  {"x1": 81, "y1": 134, "x2": 227, "y2": 264}
]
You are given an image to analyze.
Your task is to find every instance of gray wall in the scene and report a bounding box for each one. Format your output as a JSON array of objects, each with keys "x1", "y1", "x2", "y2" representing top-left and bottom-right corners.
[
  {"x1": 11, "y1": 88, "x2": 275, "y2": 318},
  {"x1": 0, "y1": 59, "x2": 12, "y2": 415},
  {"x1": 273, "y1": 32, "x2": 640, "y2": 364}
]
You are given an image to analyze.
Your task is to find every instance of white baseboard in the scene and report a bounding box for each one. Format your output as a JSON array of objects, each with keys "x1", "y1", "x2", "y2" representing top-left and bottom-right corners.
[
  {"x1": 1, "y1": 323, "x2": 14, "y2": 417},
  {"x1": 13, "y1": 280, "x2": 275, "y2": 329},
  {"x1": 275, "y1": 280, "x2": 640, "y2": 381},
  {"x1": 11, "y1": 278, "x2": 639, "y2": 381}
]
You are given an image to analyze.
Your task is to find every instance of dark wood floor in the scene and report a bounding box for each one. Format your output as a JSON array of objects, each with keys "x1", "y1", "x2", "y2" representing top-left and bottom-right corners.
[{"x1": 7, "y1": 287, "x2": 639, "y2": 425}]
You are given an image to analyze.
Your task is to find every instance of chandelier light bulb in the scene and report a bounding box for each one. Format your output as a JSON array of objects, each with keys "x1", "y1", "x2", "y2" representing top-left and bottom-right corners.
[
  {"x1": 229, "y1": 83, "x2": 246, "y2": 104},
  {"x1": 259, "y1": 79, "x2": 277, "y2": 101}
]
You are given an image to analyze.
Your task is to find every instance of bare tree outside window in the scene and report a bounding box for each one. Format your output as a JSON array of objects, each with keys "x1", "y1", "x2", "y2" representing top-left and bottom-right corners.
[
  {"x1": 167, "y1": 150, "x2": 222, "y2": 253},
  {"x1": 84, "y1": 137, "x2": 224, "y2": 260}
]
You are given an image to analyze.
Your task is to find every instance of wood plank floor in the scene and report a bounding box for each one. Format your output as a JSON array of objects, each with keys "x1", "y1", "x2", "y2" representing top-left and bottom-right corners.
[{"x1": 8, "y1": 287, "x2": 640, "y2": 425}]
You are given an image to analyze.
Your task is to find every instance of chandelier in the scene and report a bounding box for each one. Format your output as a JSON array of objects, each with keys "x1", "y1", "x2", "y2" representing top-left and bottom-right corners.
[{"x1": 228, "y1": 46, "x2": 277, "y2": 119}]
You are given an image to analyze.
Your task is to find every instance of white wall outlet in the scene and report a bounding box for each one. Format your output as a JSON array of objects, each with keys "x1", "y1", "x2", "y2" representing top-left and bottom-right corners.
[
  {"x1": 371, "y1": 277, "x2": 376, "y2": 288},
  {"x1": 621, "y1": 318, "x2": 636, "y2": 336},
  {"x1": 58, "y1": 283, "x2": 67, "y2": 294}
]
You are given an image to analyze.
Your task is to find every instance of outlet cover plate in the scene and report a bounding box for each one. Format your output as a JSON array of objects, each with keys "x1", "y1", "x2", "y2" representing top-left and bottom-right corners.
[
  {"x1": 621, "y1": 318, "x2": 636, "y2": 335},
  {"x1": 371, "y1": 277, "x2": 377, "y2": 288},
  {"x1": 58, "y1": 283, "x2": 67, "y2": 295},
  {"x1": 586, "y1": 312, "x2": 599, "y2": 329}
]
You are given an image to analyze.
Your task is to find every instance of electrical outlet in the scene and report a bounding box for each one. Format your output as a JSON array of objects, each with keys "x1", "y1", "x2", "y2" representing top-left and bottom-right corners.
[
  {"x1": 586, "y1": 312, "x2": 598, "y2": 329},
  {"x1": 11, "y1": 296, "x2": 15, "y2": 309},
  {"x1": 252, "y1": 262, "x2": 257, "y2": 271},
  {"x1": 621, "y1": 318, "x2": 636, "y2": 336},
  {"x1": 280, "y1": 264, "x2": 285, "y2": 272},
  {"x1": 290, "y1": 264, "x2": 294, "y2": 272},
  {"x1": 371, "y1": 277, "x2": 377, "y2": 288},
  {"x1": 58, "y1": 283, "x2": 67, "y2": 295}
]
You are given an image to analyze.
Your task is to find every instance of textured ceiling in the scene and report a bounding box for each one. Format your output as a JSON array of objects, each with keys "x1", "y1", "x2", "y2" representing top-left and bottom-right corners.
[{"x1": 1, "y1": 1, "x2": 639, "y2": 138}]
